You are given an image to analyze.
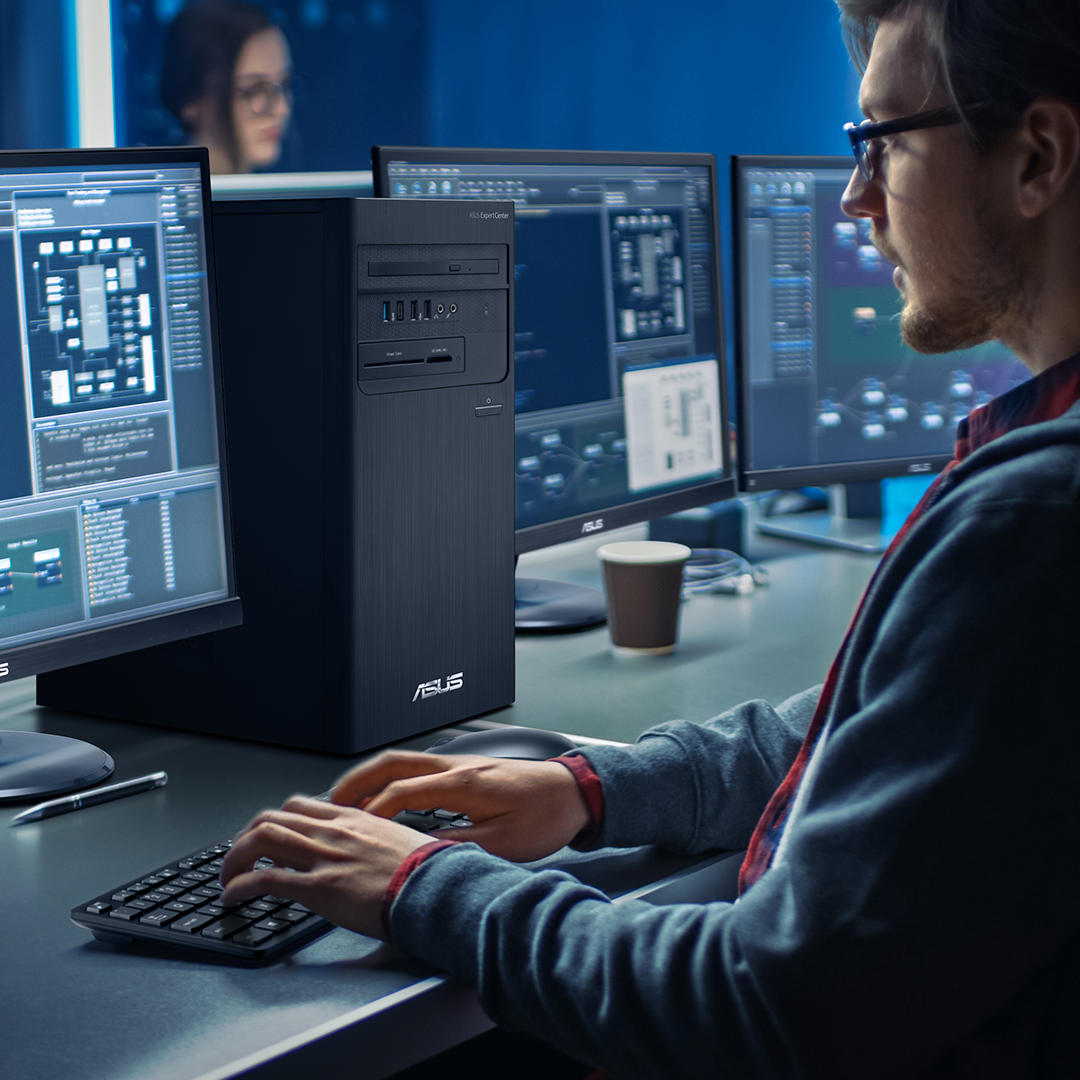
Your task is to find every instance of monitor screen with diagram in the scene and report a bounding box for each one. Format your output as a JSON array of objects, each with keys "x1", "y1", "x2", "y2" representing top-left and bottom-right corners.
[
  {"x1": 374, "y1": 147, "x2": 735, "y2": 553},
  {"x1": 0, "y1": 148, "x2": 240, "y2": 682}
]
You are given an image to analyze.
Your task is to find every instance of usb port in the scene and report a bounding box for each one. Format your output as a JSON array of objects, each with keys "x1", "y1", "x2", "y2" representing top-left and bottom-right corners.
[
  {"x1": 382, "y1": 301, "x2": 390, "y2": 321},
  {"x1": 411, "y1": 300, "x2": 418, "y2": 320},
  {"x1": 396, "y1": 301, "x2": 404, "y2": 321},
  {"x1": 424, "y1": 300, "x2": 431, "y2": 319}
]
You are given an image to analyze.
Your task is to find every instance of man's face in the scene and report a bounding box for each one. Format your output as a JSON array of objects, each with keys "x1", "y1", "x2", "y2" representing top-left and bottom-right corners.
[{"x1": 841, "y1": 9, "x2": 1027, "y2": 354}]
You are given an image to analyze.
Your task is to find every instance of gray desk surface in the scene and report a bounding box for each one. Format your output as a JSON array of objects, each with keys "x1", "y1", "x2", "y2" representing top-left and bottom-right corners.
[{"x1": 0, "y1": 522, "x2": 876, "y2": 1080}]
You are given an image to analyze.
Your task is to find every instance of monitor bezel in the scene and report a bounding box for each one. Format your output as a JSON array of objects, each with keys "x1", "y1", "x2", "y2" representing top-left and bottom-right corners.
[
  {"x1": 373, "y1": 145, "x2": 736, "y2": 554},
  {"x1": 730, "y1": 153, "x2": 954, "y2": 493},
  {"x1": 0, "y1": 145, "x2": 241, "y2": 684}
]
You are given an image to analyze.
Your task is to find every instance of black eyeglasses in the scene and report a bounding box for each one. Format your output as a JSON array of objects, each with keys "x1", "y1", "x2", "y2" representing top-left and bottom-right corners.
[
  {"x1": 844, "y1": 104, "x2": 983, "y2": 181},
  {"x1": 233, "y1": 75, "x2": 301, "y2": 116}
]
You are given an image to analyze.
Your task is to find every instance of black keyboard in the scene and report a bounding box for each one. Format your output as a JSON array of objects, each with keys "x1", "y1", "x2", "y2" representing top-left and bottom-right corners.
[
  {"x1": 70, "y1": 836, "x2": 334, "y2": 962},
  {"x1": 71, "y1": 805, "x2": 473, "y2": 961}
]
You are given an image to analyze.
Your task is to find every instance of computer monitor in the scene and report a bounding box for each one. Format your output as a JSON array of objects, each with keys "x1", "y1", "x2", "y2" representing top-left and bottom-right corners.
[
  {"x1": 731, "y1": 155, "x2": 1030, "y2": 551},
  {"x1": 209, "y1": 170, "x2": 373, "y2": 201},
  {"x1": 0, "y1": 147, "x2": 241, "y2": 799},
  {"x1": 373, "y1": 147, "x2": 734, "y2": 629}
]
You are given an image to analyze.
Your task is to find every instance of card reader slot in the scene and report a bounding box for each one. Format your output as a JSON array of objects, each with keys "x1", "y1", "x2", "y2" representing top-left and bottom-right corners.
[{"x1": 358, "y1": 336, "x2": 466, "y2": 384}]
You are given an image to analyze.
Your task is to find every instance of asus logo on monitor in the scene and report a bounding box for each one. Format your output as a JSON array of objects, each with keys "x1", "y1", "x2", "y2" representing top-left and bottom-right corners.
[
  {"x1": 0, "y1": 662, "x2": 8, "y2": 678},
  {"x1": 908, "y1": 462, "x2": 933, "y2": 473},
  {"x1": 581, "y1": 518, "x2": 604, "y2": 534},
  {"x1": 413, "y1": 672, "x2": 464, "y2": 702}
]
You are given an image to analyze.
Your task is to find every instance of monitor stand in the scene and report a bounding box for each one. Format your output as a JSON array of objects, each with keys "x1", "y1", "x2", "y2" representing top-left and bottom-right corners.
[
  {"x1": 754, "y1": 481, "x2": 894, "y2": 555},
  {"x1": 515, "y1": 577, "x2": 607, "y2": 632},
  {"x1": 0, "y1": 730, "x2": 114, "y2": 802}
]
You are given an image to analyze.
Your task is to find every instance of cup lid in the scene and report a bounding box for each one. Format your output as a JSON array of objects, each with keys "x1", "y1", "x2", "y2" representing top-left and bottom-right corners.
[{"x1": 597, "y1": 541, "x2": 692, "y2": 565}]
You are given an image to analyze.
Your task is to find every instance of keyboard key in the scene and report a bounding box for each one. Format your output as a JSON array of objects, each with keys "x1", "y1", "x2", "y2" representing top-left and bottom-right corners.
[
  {"x1": 260, "y1": 895, "x2": 293, "y2": 905},
  {"x1": 274, "y1": 908, "x2": 309, "y2": 924},
  {"x1": 109, "y1": 907, "x2": 143, "y2": 921},
  {"x1": 170, "y1": 912, "x2": 215, "y2": 933},
  {"x1": 156, "y1": 868, "x2": 180, "y2": 880},
  {"x1": 164, "y1": 901, "x2": 195, "y2": 913},
  {"x1": 247, "y1": 900, "x2": 281, "y2": 913},
  {"x1": 231, "y1": 927, "x2": 273, "y2": 947},
  {"x1": 192, "y1": 885, "x2": 223, "y2": 898},
  {"x1": 236, "y1": 905, "x2": 271, "y2": 920},
  {"x1": 141, "y1": 891, "x2": 174, "y2": 904},
  {"x1": 126, "y1": 899, "x2": 158, "y2": 911},
  {"x1": 177, "y1": 858, "x2": 205, "y2": 870},
  {"x1": 155, "y1": 885, "x2": 185, "y2": 897},
  {"x1": 85, "y1": 901, "x2": 111, "y2": 915},
  {"x1": 201, "y1": 915, "x2": 253, "y2": 939},
  {"x1": 180, "y1": 870, "x2": 214, "y2": 883},
  {"x1": 140, "y1": 909, "x2": 178, "y2": 927},
  {"x1": 111, "y1": 889, "x2": 140, "y2": 903},
  {"x1": 196, "y1": 905, "x2": 228, "y2": 918},
  {"x1": 254, "y1": 918, "x2": 290, "y2": 933},
  {"x1": 289, "y1": 902, "x2": 310, "y2": 913}
]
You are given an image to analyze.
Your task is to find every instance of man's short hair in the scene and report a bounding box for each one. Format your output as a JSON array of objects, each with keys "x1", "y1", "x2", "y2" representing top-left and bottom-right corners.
[{"x1": 837, "y1": 0, "x2": 1080, "y2": 148}]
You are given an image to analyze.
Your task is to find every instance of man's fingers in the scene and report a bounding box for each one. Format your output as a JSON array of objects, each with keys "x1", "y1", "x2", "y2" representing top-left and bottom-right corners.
[
  {"x1": 222, "y1": 816, "x2": 330, "y2": 880},
  {"x1": 362, "y1": 768, "x2": 489, "y2": 820},
  {"x1": 219, "y1": 866, "x2": 308, "y2": 906},
  {"x1": 281, "y1": 794, "x2": 340, "y2": 818},
  {"x1": 239, "y1": 806, "x2": 339, "y2": 841},
  {"x1": 331, "y1": 751, "x2": 454, "y2": 806}
]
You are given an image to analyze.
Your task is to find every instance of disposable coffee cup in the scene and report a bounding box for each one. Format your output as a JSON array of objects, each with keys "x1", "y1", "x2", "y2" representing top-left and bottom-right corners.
[{"x1": 597, "y1": 541, "x2": 691, "y2": 655}]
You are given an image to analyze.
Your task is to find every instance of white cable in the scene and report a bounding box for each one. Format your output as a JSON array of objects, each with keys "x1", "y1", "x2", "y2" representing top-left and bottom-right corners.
[{"x1": 682, "y1": 549, "x2": 769, "y2": 598}]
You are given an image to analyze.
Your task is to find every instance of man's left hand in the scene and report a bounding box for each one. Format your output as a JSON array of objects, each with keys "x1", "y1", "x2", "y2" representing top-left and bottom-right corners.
[{"x1": 218, "y1": 796, "x2": 434, "y2": 940}]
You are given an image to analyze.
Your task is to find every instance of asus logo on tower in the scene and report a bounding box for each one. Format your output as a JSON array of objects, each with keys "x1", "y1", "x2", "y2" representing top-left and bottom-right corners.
[{"x1": 413, "y1": 672, "x2": 464, "y2": 702}]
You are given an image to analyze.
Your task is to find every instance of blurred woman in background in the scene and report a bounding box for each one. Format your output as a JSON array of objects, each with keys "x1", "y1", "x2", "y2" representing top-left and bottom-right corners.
[{"x1": 160, "y1": 1, "x2": 293, "y2": 174}]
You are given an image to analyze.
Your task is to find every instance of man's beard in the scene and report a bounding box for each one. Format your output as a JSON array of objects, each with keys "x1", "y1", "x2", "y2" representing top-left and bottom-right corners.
[{"x1": 872, "y1": 218, "x2": 1028, "y2": 355}]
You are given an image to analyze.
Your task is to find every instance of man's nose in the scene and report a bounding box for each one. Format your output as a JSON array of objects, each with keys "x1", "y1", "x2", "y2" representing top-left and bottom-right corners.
[{"x1": 841, "y1": 165, "x2": 880, "y2": 220}]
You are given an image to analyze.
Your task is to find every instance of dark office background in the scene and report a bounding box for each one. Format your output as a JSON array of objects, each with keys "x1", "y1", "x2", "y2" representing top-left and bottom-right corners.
[
  {"x1": 0, "y1": 0, "x2": 855, "y2": 162},
  {"x1": 0, "y1": 0, "x2": 856, "y2": 364}
]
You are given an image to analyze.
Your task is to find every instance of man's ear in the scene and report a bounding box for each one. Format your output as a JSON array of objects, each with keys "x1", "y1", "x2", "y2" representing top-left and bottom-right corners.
[{"x1": 1014, "y1": 98, "x2": 1080, "y2": 219}]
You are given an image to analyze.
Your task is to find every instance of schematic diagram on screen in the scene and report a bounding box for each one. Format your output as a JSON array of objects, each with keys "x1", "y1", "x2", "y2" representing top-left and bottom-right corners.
[
  {"x1": 18, "y1": 224, "x2": 169, "y2": 418},
  {"x1": 610, "y1": 210, "x2": 687, "y2": 342},
  {"x1": 623, "y1": 358, "x2": 721, "y2": 492}
]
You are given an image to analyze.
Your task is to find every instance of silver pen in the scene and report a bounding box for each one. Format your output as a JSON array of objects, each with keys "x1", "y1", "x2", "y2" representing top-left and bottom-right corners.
[{"x1": 10, "y1": 771, "x2": 168, "y2": 825}]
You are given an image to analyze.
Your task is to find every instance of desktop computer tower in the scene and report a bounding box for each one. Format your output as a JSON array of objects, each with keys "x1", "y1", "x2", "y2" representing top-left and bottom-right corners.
[{"x1": 38, "y1": 198, "x2": 515, "y2": 753}]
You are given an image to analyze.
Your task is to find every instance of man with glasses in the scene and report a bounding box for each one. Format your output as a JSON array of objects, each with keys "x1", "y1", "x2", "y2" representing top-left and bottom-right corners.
[{"x1": 220, "y1": 2, "x2": 1080, "y2": 1076}]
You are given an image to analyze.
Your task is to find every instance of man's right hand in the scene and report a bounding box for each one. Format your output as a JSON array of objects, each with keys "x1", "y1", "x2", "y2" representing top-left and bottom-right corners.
[{"x1": 330, "y1": 751, "x2": 591, "y2": 863}]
